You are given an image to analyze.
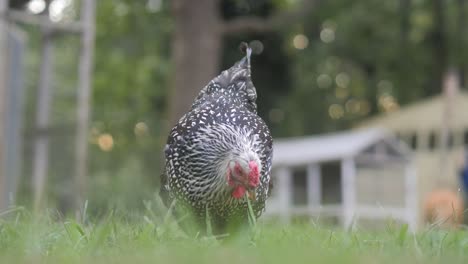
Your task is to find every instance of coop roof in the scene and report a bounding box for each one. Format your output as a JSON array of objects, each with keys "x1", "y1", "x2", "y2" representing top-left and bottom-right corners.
[
  {"x1": 272, "y1": 128, "x2": 410, "y2": 167},
  {"x1": 357, "y1": 91, "x2": 468, "y2": 132}
]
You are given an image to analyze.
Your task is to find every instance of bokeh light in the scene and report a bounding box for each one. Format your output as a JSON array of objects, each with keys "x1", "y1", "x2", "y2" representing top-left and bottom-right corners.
[
  {"x1": 328, "y1": 104, "x2": 344, "y2": 119},
  {"x1": 115, "y1": 2, "x2": 129, "y2": 17},
  {"x1": 317, "y1": 74, "x2": 332, "y2": 88},
  {"x1": 49, "y1": 0, "x2": 73, "y2": 22},
  {"x1": 335, "y1": 72, "x2": 350, "y2": 88},
  {"x1": 250, "y1": 40, "x2": 264, "y2": 54},
  {"x1": 378, "y1": 94, "x2": 400, "y2": 113},
  {"x1": 293, "y1": 34, "x2": 309, "y2": 50},
  {"x1": 98, "y1": 133, "x2": 114, "y2": 152},
  {"x1": 134, "y1": 122, "x2": 149, "y2": 137},
  {"x1": 377, "y1": 80, "x2": 393, "y2": 93},
  {"x1": 320, "y1": 28, "x2": 335, "y2": 43},
  {"x1": 27, "y1": 0, "x2": 46, "y2": 14},
  {"x1": 146, "y1": 0, "x2": 162, "y2": 13}
]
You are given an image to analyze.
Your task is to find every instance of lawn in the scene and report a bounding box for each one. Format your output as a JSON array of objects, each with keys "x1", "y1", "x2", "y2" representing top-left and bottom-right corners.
[{"x1": 1, "y1": 206, "x2": 468, "y2": 264}]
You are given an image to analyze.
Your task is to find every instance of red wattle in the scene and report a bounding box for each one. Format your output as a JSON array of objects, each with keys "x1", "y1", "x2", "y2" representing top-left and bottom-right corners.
[
  {"x1": 248, "y1": 161, "x2": 260, "y2": 187},
  {"x1": 232, "y1": 185, "x2": 246, "y2": 199}
]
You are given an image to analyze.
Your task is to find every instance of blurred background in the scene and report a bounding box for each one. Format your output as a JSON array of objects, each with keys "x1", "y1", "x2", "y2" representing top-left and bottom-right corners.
[{"x1": 1, "y1": 0, "x2": 468, "y2": 229}]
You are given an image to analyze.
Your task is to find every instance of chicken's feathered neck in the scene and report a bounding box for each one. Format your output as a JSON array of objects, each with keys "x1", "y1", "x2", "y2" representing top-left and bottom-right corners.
[
  {"x1": 192, "y1": 45, "x2": 257, "y2": 112},
  {"x1": 193, "y1": 124, "x2": 262, "y2": 201}
]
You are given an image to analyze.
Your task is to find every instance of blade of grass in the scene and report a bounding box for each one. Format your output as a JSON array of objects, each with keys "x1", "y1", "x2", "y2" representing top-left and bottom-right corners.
[
  {"x1": 205, "y1": 205, "x2": 213, "y2": 237},
  {"x1": 398, "y1": 224, "x2": 409, "y2": 246},
  {"x1": 245, "y1": 195, "x2": 256, "y2": 228}
]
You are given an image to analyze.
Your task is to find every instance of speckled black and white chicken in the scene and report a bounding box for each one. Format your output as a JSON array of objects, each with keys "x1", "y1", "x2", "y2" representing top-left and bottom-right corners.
[{"x1": 160, "y1": 44, "x2": 273, "y2": 234}]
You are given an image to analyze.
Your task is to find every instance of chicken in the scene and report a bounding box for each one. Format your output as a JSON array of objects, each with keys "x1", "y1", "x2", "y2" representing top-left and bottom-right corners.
[
  {"x1": 160, "y1": 43, "x2": 273, "y2": 234},
  {"x1": 424, "y1": 189, "x2": 463, "y2": 229}
]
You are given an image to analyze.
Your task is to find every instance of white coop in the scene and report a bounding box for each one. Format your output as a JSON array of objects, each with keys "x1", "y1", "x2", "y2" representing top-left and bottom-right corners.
[{"x1": 265, "y1": 128, "x2": 417, "y2": 231}]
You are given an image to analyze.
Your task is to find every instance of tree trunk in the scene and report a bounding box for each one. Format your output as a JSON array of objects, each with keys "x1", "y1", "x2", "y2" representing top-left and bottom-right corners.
[
  {"x1": 0, "y1": 0, "x2": 9, "y2": 211},
  {"x1": 399, "y1": 0, "x2": 411, "y2": 102},
  {"x1": 457, "y1": 0, "x2": 466, "y2": 88},
  {"x1": 429, "y1": 0, "x2": 447, "y2": 95},
  {"x1": 169, "y1": 0, "x2": 222, "y2": 126},
  {"x1": 167, "y1": 0, "x2": 318, "y2": 126}
]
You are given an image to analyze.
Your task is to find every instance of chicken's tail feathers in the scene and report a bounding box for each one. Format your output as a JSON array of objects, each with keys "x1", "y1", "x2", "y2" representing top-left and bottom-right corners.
[
  {"x1": 238, "y1": 42, "x2": 252, "y2": 71},
  {"x1": 239, "y1": 41, "x2": 252, "y2": 64},
  {"x1": 191, "y1": 41, "x2": 257, "y2": 111}
]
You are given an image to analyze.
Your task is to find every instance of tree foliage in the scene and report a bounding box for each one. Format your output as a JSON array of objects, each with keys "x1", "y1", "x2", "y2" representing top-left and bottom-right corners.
[
  {"x1": 14, "y1": 0, "x2": 468, "y2": 211},
  {"x1": 273, "y1": 0, "x2": 467, "y2": 135},
  {"x1": 87, "y1": 0, "x2": 468, "y2": 209}
]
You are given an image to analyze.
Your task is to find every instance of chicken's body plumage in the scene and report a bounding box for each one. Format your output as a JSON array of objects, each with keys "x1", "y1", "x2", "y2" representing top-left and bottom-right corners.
[{"x1": 160, "y1": 46, "x2": 273, "y2": 234}]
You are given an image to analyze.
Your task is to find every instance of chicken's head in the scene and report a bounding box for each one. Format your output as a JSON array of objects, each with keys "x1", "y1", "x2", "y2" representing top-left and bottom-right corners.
[{"x1": 227, "y1": 159, "x2": 261, "y2": 199}]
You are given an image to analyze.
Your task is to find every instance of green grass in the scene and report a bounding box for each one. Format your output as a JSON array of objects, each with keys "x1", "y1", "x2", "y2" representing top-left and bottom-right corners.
[{"x1": 1, "y1": 206, "x2": 468, "y2": 264}]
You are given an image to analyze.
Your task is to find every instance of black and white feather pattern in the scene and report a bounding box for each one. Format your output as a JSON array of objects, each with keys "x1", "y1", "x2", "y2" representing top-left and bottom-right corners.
[{"x1": 160, "y1": 45, "x2": 273, "y2": 231}]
